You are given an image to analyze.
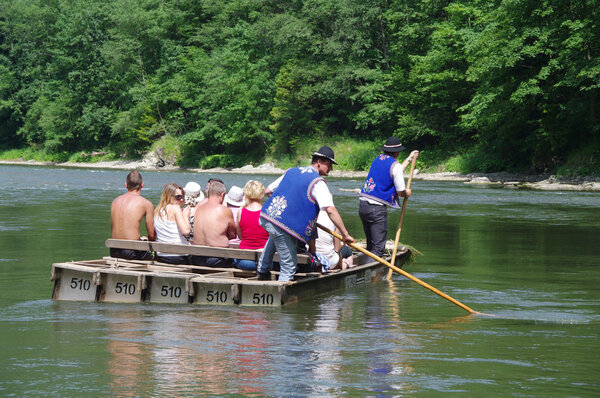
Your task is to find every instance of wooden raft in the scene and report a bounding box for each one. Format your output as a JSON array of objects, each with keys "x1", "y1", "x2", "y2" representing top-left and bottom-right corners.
[{"x1": 50, "y1": 239, "x2": 410, "y2": 307}]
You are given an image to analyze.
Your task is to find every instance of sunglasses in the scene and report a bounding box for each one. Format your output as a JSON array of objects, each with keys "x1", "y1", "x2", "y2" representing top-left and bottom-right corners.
[{"x1": 174, "y1": 195, "x2": 184, "y2": 201}]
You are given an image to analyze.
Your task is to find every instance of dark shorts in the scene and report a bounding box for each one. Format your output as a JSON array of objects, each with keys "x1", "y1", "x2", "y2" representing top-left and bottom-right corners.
[
  {"x1": 191, "y1": 256, "x2": 234, "y2": 268},
  {"x1": 340, "y1": 245, "x2": 353, "y2": 259},
  {"x1": 110, "y1": 248, "x2": 154, "y2": 261},
  {"x1": 156, "y1": 255, "x2": 191, "y2": 265}
]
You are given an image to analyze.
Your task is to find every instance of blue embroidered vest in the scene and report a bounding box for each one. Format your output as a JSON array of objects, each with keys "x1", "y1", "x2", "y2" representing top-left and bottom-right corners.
[
  {"x1": 359, "y1": 155, "x2": 400, "y2": 208},
  {"x1": 260, "y1": 166, "x2": 324, "y2": 243}
]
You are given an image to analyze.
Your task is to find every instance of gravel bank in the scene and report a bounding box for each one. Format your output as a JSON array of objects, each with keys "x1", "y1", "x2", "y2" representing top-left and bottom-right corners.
[{"x1": 2, "y1": 159, "x2": 599, "y2": 191}]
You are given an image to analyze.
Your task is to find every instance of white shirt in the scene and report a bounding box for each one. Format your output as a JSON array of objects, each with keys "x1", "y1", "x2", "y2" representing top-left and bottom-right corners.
[
  {"x1": 154, "y1": 205, "x2": 190, "y2": 256},
  {"x1": 315, "y1": 211, "x2": 340, "y2": 266},
  {"x1": 267, "y1": 166, "x2": 334, "y2": 209},
  {"x1": 360, "y1": 161, "x2": 405, "y2": 206}
]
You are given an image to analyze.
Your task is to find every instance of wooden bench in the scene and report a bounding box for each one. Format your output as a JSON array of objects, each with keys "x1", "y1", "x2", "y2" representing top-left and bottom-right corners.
[{"x1": 105, "y1": 239, "x2": 311, "y2": 264}]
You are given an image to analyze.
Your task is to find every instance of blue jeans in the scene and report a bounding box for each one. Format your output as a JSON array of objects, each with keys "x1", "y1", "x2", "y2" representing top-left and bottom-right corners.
[
  {"x1": 257, "y1": 219, "x2": 298, "y2": 282},
  {"x1": 234, "y1": 259, "x2": 257, "y2": 271}
]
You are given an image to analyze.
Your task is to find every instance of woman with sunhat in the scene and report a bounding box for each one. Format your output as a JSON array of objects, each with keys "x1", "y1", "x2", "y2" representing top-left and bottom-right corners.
[
  {"x1": 358, "y1": 137, "x2": 419, "y2": 257},
  {"x1": 183, "y1": 181, "x2": 204, "y2": 242}
]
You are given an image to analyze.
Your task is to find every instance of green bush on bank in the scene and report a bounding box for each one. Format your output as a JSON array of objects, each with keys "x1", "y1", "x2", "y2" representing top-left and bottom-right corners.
[
  {"x1": 0, "y1": 147, "x2": 69, "y2": 162},
  {"x1": 266, "y1": 137, "x2": 380, "y2": 171},
  {"x1": 0, "y1": 147, "x2": 119, "y2": 163},
  {"x1": 556, "y1": 144, "x2": 600, "y2": 177}
]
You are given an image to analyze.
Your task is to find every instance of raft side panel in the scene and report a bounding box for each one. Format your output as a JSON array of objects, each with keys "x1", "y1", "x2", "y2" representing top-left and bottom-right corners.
[
  {"x1": 53, "y1": 268, "x2": 98, "y2": 302},
  {"x1": 147, "y1": 276, "x2": 189, "y2": 304},
  {"x1": 103, "y1": 273, "x2": 143, "y2": 303},
  {"x1": 193, "y1": 280, "x2": 237, "y2": 306},
  {"x1": 240, "y1": 282, "x2": 283, "y2": 307}
]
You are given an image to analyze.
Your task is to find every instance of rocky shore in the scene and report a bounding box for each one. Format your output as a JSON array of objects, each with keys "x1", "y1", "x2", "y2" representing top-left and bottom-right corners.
[{"x1": 2, "y1": 158, "x2": 599, "y2": 192}]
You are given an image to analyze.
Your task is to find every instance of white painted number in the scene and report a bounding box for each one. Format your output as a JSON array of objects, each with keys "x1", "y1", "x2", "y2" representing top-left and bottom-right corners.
[{"x1": 69, "y1": 277, "x2": 91, "y2": 291}]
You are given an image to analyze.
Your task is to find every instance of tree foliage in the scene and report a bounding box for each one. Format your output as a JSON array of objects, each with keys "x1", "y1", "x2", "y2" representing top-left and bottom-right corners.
[{"x1": 0, "y1": 0, "x2": 597, "y2": 171}]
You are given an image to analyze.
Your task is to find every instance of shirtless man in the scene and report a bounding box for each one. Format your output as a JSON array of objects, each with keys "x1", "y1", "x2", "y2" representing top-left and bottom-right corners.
[
  {"x1": 110, "y1": 171, "x2": 156, "y2": 260},
  {"x1": 191, "y1": 180, "x2": 237, "y2": 267}
]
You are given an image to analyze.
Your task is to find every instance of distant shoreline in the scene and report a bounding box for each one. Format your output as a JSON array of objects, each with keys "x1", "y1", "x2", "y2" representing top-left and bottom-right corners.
[{"x1": 1, "y1": 159, "x2": 599, "y2": 191}]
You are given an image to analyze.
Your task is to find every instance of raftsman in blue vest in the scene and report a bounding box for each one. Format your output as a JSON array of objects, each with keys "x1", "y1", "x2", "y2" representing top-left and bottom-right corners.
[
  {"x1": 360, "y1": 154, "x2": 401, "y2": 208},
  {"x1": 261, "y1": 166, "x2": 324, "y2": 243}
]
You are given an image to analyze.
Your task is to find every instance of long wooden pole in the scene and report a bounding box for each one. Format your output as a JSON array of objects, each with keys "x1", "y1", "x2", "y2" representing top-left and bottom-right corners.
[
  {"x1": 387, "y1": 153, "x2": 419, "y2": 279},
  {"x1": 317, "y1": 223, "x2": 478, "y2": 314}
]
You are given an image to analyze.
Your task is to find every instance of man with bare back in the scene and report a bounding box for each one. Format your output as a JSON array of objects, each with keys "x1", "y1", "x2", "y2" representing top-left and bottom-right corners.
[
  {"x1": 110, "y1": 171, "x2": 156, "y2": 260},
  {"x1": 191, "y1": 180, "x2": 237, "y2": 267}
]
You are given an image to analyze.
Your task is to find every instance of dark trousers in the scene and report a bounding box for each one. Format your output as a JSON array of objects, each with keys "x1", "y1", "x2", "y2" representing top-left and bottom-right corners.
[
  {"x1": 156, "y1": 254, "x2": 191, "y2": 265},
  {"x1": 109, "y1": 248, "x2": 153, "y2": 261},
  {"x1": 358, "y1": 200, "x2": 388, "y2": 257},
  {"x1": 191, "y1": 256, "x2": 234, "y2": 268}
]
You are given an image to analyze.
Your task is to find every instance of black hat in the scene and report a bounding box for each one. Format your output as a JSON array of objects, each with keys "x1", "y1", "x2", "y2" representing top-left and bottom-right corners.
[
  {"x1": 313, "y1": 146, "x2": 338, "y2": 165},
  {"x1": 381, "y1": 137, "x2": 406, "y2": 153}
]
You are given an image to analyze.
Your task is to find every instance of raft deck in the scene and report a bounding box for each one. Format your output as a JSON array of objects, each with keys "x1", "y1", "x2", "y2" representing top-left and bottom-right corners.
[{"x1": 50, "y1": 239, "x2": 410, "y2": 307}]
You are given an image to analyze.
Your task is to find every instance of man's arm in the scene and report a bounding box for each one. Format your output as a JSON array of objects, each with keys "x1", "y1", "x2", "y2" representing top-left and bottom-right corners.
[
  {"x1": 235, "y1": 210, "x2": 242, "y2": 240},
  {"x1": 400, "y1": 150, "x2": 419, "y2": 171},
  {"x1": 323, "y1": 206, "x2": 354, "y2": 244},
  {"x1": 225, "y1": 209, "x2": 237, "y2": 240},
  {"x1": 397, "y1": 188, "x2": 412, "y2": 198},
  {"x1": 394, "y1": 151, "x2": 418, "y2": 199},
  {"x1": 265, "y1": 174, "x2": 284, "y2": 197},
  {"x1": 144, "y1": 201, "x2": 156, "y2": 241}
]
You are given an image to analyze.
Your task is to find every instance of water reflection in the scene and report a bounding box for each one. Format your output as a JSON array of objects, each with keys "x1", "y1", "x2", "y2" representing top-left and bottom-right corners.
[
  {"x1": 106, "y1": 310, "x2": 152, "y2": 397},
  {"x1": 104, "y1": 307, "x2": 272, "y2": 396}
]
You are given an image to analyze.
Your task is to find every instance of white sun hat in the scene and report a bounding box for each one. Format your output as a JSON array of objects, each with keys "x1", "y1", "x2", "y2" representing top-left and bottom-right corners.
[{"x1": 225, "y1": 185, "x2": 244, "y2": 207}]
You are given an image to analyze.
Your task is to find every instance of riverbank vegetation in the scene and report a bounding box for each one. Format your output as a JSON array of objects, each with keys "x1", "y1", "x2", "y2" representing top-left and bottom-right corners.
[{"x1": 0, "y1": 0, "x2": 598, "y2": 175}]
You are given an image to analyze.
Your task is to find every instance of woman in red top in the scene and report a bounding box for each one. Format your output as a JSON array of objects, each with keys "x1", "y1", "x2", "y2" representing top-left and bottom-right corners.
[{"x1": 234, "y1": 180, "x2": 269, "y2": 270}]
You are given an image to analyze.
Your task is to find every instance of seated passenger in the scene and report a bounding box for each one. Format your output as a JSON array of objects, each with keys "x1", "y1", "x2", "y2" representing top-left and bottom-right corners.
[
  {"x1": 153, "y1": 183, "x2": 191, "y2": 264},
  {"x1": 183, "y1": 181, "x2": 204, "y2": 242},
  {"x1": 110, "y1": 171, "x2": 156, "y2": 260},
  {"x1": 225, "y1": 185, "x2": 244, "y2": 246},
  {"x1": 234, "y1": 180, "x2": 269, "y2": 271},
  {"x1": 314, "y1": 210, "x2": 354, "y2": 270},
  {"x1": 191, "y1": 180, "x2": 237, "y2": 268}
]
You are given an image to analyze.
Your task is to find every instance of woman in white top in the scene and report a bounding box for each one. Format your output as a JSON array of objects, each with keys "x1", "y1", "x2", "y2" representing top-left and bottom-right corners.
[{"x1": 153, "y1": 183, "x2": 191, "y2": 264}]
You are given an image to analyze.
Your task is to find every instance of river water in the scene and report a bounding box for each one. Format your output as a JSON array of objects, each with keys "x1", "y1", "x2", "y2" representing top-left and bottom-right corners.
[{"x1": 0, "y1": 164, "x2": 598, "y2": 397}]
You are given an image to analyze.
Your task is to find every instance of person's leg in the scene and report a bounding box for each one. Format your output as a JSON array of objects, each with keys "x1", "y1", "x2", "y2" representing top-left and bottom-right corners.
[
  {"x1": 258, "y1": 220, "x2": 297, "y2": 281},
  {"x1": 369, "y1": 204, "x2": 388, "y2": 257},
  {"x1": 358, "y1": 200, "x2": 373, "y2": 252},
  {"x1": 257, "y1": 235, "x2": 276, "y2": 275},
  {"x1": 234, "y1": 259, "x2": 257, "y2": 271},
  {"x1": 272, "y1": 229, "x2": 297, "y2": 281},
  {"x1": 340, "y1": 245, "x2": 354, "y2": 269},
  {"x1": 110, "y1": 248, "x2": 153, "y2": 261},
  {"x1": 155, "y1": 254, "x2": 190, "y2": 265},
  {"x1": 191, "y1": 255, "x2": 205, "y2": 266},
  {"x1": 204, "y1": 257, "x2": 234, "y2": 268}
]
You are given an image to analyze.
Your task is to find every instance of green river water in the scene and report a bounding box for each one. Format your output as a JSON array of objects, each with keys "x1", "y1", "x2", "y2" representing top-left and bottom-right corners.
[{"x1": 0, "y1": 164, "x2": 599, "y2": 397}]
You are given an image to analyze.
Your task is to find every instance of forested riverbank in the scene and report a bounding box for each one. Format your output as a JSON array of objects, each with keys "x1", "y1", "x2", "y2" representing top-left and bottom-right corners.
[{"x1": 0, "y1": 0, "x2": 598, "y2": 176}]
